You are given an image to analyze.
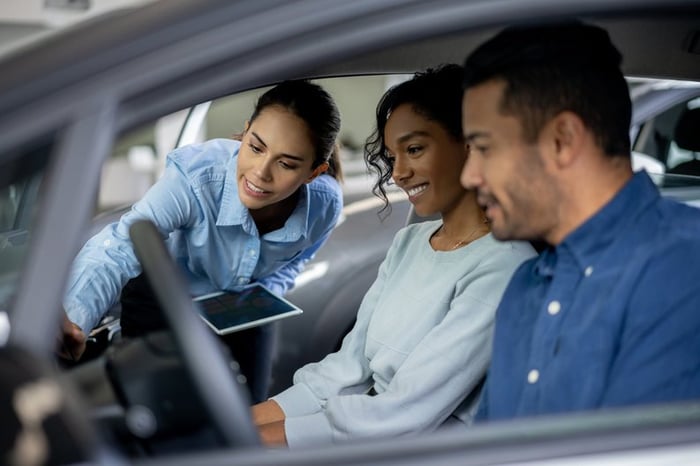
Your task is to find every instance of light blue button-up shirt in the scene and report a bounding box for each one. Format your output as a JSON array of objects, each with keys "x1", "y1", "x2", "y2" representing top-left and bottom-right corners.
[{"x1": 64, "y1": 138, "x2": 342, "y2": 333}]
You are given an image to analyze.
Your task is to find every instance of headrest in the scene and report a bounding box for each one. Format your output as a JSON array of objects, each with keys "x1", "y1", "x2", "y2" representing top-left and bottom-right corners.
[{"x1": 674, "y1": 107, "x2": 700, "y2": 152}]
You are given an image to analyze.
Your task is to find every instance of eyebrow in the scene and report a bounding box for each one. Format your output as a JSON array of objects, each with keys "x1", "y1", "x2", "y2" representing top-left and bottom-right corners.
[
  {"x1": 396, "y1": 130, "x2": 431, "y2": 144},
  {"x1": 463, "y1": 131, "x2": 490, "y2": 143},
  {"x1": 251, "y1": 131, "x2": 306, "y2": 162}
]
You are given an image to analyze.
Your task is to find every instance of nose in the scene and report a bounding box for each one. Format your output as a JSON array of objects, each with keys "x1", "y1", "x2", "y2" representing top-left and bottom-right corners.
[
  {"x1": 461, "y1": 151, "x2": 483, "y2": 190},
  {"x1": 391, "y1": 155, "x2": 411, "y2": 185},
  {"x1": 253, "y1": 155, "x2": 273, "y2": 181}
]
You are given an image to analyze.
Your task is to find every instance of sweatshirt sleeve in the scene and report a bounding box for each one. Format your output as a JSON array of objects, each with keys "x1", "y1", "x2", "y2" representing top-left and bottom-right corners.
[{"x1": 271, "y1": 228, "x2": 402, "y2": 419}]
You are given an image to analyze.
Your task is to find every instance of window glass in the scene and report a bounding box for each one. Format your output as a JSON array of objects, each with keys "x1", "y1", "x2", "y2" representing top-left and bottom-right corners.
[
  {"x1": 99, "y1": 122, "x2": 158, "y2": 212},
  {"x1": 0, "y1": 142, "x2": 52, "y2": 313},
  {"x1": 101, "y1": 75, "x2": 410, "y2": 213},
  {"x1": 666, "y1": 97, "x2": 700, "y2": 171},
  {"x1": 0, "y1": 184, "x2": 21, "y2": 232},
  {"x1": 635, "y1": 100, "x2": 688, "y2": 166},
  {"x1": 633, "y1": 88, "x2": 700, "y2": 173}
]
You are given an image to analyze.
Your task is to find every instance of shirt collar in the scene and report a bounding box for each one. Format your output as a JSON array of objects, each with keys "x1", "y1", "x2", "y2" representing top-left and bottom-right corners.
[
  {"x1": 558, "y1": 170, "x2": 660, "y2": 271},
  {"x1": 217, "y1": 146, "x2": 311, "y2": 241},
  {"x1": 533, "y1": 246, "x2": 557, "y2": 278},
  {"x1": 265, "y1": 186, "x2": 310, "y2": 242}
]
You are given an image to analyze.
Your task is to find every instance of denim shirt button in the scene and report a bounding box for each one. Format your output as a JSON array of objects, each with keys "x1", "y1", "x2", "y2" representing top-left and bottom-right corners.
[
  {"x1": 547, "y1": 301, "x2": 561, "y2": 315},
  {"x1": 527, "y1": 369, "x2": 540, "y2": 384}
]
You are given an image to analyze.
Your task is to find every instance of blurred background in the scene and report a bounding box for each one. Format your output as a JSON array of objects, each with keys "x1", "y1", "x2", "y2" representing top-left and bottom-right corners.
[{"x1": 1, "y1": 0, "x2": 408, "y2": 212}]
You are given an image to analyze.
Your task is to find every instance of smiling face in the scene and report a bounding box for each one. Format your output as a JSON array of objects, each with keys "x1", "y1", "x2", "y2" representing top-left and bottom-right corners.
[
  {"x1": 237, "y1": 105, "x2": 318, "y2": 212},
  {"x1": 460, "y1": 79, "x2": 561, "y2": 242},
  {"x1": 385, "y1": 103, "x2": 469, "y2": 217}
]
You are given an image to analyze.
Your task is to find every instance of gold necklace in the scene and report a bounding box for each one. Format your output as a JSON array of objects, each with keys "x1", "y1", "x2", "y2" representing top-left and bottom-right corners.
[{"x1": 439, "y1": 224, "x2": 488, "y2": 250}]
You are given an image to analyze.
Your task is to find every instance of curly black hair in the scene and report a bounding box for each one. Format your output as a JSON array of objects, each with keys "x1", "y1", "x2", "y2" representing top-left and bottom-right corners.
[{"x1": 364, "y1": 64, "x2": 464, "y2": 217}]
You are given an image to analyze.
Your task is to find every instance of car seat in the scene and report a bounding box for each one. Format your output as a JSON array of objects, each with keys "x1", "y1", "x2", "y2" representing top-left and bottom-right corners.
[{"x1": 667, "y1": 107, "x2": 700, "y2": 176}]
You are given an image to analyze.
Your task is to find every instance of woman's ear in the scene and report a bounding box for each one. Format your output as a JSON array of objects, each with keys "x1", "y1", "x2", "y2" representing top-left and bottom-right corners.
[
  {"x1": 243, "y1": 120, "x2": 250, "y2": 132},
  {"x1": 305, "y1": 162, "x2": 329, "y2": 183}
]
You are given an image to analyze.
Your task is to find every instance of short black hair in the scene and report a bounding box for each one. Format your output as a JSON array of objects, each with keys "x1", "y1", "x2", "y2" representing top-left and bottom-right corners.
[{"x1": 463, "y1": 22, "x2": 631, "y2": 157}]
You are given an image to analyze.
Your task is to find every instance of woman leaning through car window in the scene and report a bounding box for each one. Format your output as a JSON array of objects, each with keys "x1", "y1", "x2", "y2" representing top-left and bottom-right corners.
[
  {"x1": 253, "y1": 65, "x2": 536, "y2": 446},
  {"x1": 60, "y1": 80, "x2": 344, "y2": 402}
]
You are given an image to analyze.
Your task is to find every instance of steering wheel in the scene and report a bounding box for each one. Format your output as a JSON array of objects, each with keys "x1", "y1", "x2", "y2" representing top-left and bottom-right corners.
[{"x1": 128, "y1": 220, "x2": 260, "y2": 447}]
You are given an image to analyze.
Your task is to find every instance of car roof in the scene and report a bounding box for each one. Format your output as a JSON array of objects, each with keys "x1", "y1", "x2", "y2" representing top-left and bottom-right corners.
[{"x1": 0, "y1": 0, "x2": 699, "y2": 156}]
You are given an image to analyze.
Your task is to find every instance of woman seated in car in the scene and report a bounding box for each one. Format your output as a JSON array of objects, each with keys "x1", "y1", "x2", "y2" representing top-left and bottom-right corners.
[{"x1": 252, "y1": 65, "x2": 536, "y2": 447}]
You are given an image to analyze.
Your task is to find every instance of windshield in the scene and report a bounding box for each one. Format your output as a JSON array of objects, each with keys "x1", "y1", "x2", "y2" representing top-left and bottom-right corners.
[
  {"x1": 0, "y1": 151, "x2": 47, "y2": 317},
  {"x1": 654, "y1": 172, "x2": 700, "y2": 208}
]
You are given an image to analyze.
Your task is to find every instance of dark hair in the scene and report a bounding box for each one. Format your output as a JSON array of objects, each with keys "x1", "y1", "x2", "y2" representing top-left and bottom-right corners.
[
  {"x1": 249, "y1": 80, "x2": 343, "y2": 181},
  {"x1": 364, "y1": 64, "x2": 465, "y2": 215},
  {"x1": 463, "y1": 22, "x2": 631, "y2": 157}
]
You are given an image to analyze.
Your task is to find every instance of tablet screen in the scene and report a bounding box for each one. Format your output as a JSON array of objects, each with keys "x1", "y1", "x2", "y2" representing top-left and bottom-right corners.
[{"x1": 194, "y1": 284, "x2": 303, "y2": 335}]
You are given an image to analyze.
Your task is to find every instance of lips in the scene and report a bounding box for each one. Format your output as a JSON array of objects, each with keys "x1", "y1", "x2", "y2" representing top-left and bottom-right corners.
[
  {"x1": 477, "y1": 192, "x2": 499, "y2": 218},
  {"x1": 243, "y1": 177, "x2": 270, "y2": 198}
]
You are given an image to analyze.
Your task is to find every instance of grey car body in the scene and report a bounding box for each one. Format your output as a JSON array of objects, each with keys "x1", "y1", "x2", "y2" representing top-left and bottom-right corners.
[{"x1": 2, "y1": 0, "x2": 700, "y2": 464}]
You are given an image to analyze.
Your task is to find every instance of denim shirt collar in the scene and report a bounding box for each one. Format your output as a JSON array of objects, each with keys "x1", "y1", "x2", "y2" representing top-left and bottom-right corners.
[
  {"x1": 216, "y1": 146, "x2": 310, "y2": 241},
  {"x1": 533, "y1": 171, "x2": 660, "y2": 277}
]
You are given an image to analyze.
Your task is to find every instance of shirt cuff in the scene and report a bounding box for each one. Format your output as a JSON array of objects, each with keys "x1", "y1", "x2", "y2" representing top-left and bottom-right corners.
[
  {"x1": 64, "y1": 302, "x2": 99, "y2": 334},
  {"x1": 271, "y1": 383, "x2": 322, "y2": 417},
  {"x1": 284, "y1": 411, "x2": 333, "y2": 448},
  {"x1": 258, "y1": 277, "x2": 285, "y2": 297}
]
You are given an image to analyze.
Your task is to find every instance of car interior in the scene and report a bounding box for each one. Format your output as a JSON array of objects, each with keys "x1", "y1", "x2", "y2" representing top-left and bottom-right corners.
[
  {"x1": 667, "y1": 107, "x2": 700, "y2": 176},
  {"x1": 2, "y1": 1, "x2": 700, "y2": 465}
]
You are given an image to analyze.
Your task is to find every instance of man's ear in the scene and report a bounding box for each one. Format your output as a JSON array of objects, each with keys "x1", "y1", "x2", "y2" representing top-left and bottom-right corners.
[
  {"x1": 546, "y1": 111, "x2": 586, "y2": 169},
  {"x1": 306, "y1": 162, "x2": 329, "y2": 183}
]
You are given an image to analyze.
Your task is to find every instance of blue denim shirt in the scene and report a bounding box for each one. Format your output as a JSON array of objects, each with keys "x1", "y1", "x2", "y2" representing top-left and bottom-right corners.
[
  {"x1": 477, "y1": 171, "x2": 700, "y2": 421},
  {"x1": 64, "y1": 138, "x2": 342, "y2": 332}
]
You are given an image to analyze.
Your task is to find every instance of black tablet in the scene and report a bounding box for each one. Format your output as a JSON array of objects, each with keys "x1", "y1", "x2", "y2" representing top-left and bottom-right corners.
[{"x1": 193, "y1": 284, "x2": 303, "y2": 335}]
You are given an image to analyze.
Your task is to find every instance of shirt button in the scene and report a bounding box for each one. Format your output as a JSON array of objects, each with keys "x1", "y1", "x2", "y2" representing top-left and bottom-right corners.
[
  {"x1": 238, "y1": 278, "x2": 247, "y2": 285},
  {"x1": 249, "y1": 249, "x2": 256, "y2": 257},
  {"x1": 528, "y1": 369, "x2": 540, "y2": 384},
  {"x1": 547, "y1": 300, "x2": 561, "y2": 315},
  {"x1": 103, "y1": 239, "x2": 111, "y2": 246},
  {"x1": 584, "y1": 266, "x2": 594, "y2": 277}
]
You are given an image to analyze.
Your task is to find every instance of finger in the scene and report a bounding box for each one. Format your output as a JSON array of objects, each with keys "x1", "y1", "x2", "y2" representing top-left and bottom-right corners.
[
  {"x1": 66, "y1": 324, "x2": 86, "y2": 342},
  {"x1": 55, "y1": 340, "x2": 76, "y2": 361}
]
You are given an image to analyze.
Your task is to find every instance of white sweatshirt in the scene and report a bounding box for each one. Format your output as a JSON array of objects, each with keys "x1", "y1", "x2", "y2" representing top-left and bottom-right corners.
[{"x1": 272, "y1": 220, "x2": 536, "y2": 447}]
